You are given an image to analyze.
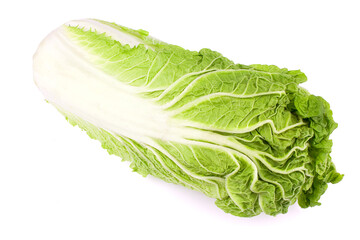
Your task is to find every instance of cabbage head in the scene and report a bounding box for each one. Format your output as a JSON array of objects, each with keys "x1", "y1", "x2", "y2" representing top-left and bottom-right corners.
[{"x1": 33, "y1": 19, "x2": 343, "y2": 217}]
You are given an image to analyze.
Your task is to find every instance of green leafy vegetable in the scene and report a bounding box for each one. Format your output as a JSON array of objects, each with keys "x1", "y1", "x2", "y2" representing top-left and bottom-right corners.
[{"x1": 33, "y1": 19, "x2": 342, "y2": 217}]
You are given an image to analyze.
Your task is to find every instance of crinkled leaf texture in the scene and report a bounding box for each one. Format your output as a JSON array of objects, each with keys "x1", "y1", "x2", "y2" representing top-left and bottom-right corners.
[{"x1": 33, "y1": 19, "x2": 342, "y2": 217}]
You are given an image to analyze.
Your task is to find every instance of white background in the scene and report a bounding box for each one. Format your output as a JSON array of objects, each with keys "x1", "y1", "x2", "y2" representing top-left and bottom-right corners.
[{"x1": 1, "y1": 0, "x2": 359, "y2": 239}]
